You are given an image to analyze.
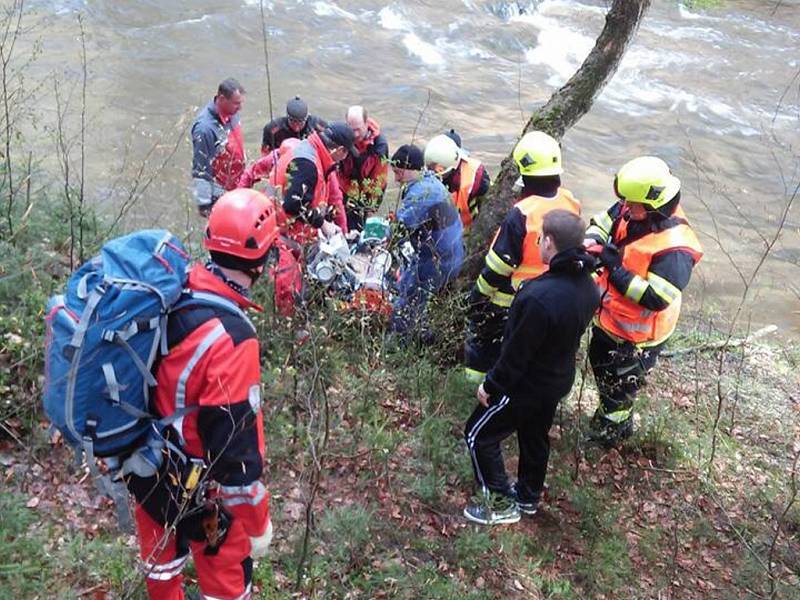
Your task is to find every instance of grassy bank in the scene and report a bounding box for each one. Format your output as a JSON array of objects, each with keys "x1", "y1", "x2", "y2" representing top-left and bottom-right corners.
[{"x1": 1, "y1": 217, "x2": 798, "y2": 599}]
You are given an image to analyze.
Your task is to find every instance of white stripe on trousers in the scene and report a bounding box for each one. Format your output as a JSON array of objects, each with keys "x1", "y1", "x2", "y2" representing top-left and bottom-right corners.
[
  {"x1": 201, "y1": 582, "x2": 252, "y2": 600},
  {"x1": 465, "y1": 395, "x2": 511, "y2": 493}
]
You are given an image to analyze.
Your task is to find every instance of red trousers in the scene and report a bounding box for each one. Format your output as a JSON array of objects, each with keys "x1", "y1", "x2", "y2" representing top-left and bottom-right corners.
[
  {"x1": 272, "y1": 238, "x2": 303, "y2": 317},
  {"x1": 135, "y1": 504, "x2": 253, "y2": 600}
]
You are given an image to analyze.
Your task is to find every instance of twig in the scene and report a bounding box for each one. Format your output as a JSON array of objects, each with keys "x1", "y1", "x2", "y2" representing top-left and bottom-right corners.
[
  {"x1": 409, "y1": 88, "x2": 431, "y2": 145},
  {"x1": 259, "y1": 0, "x2": 274, "y2": 122},
  {"x1": 77, "y1": 584, "x2": 106, "y2": 597},
  {"x1": 53, "y1": 76, "x2": 75, "y2": 270},
  {"x1": 662, "y1": 325, "x2": 777, "y2": 358},
  {"x1": 767, "y1": 447, "x2": 800, "y2": 597},
  {"x1": 707, "y1": 489, "x2": 772, "y2": 575},
  {"x1": 708, "y1": 177, "x2": 797, "y2": 471},
  {"x1": 294, "y1": 307, "x2": 332, "y2": 591},
  {"x1": 0, "y1": 420, "x2": 46, "y2": 470},
  {"x1": 76, "y1": 13, "x2": 87, "y2": 262},
  {"x1": 572, "y1": 333, "x2": 592, "y2": 481},
  {"x1": 0, "y1": 0, "x2": 24, "y2": 239}
]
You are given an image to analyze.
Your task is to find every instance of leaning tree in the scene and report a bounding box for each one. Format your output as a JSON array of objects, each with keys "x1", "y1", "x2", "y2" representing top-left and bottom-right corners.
[{"x1": 462, "y1": 0, "x2": 652, "y2": 280}]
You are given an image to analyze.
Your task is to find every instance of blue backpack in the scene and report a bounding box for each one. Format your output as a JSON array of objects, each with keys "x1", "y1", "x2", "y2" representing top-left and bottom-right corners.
[{"x1": 43, "y1": 229, "x2": 248, "y2": 529}]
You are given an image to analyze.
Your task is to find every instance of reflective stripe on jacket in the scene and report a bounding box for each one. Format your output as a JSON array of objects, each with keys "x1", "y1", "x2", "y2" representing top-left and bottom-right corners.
[
  {"x1": 595, "y1": 206, "x2": 703, "y2": 345},
  {"x1": 510, "y1": 188, "x2": 581, "y2": 288}
]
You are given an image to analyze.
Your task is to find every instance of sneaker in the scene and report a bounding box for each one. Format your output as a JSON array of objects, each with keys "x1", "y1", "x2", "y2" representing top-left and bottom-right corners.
[
  {"x1": 510, "y1": 483, "x2": 540, "y2": 516},
  {"x1": 587, "y1": 412, "x2": 634, "y2": 448},
  {"x1": 463, "y1": 492, "x2": 521, "y2": 525},
  {"x1": 516, "y1": 499, "x2": 539, "y2": 516}
]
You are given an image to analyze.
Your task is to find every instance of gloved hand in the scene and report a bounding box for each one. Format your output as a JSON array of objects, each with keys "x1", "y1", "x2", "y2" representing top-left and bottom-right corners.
[
  {"x1": 599, "y1": 244, "x2": 622, "y2": 272},
  {"x1": 249, "y1": 519, "x2": 273, "y2": 559}
]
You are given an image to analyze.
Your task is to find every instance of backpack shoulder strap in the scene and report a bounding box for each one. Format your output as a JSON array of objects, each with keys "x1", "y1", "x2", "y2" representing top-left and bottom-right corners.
[
  {"x1": 183, "y1": 291, "x2": 255, "y2": 333},
  {"x1": 161, "y1": 290, "x2": 255, "y2": 355}
]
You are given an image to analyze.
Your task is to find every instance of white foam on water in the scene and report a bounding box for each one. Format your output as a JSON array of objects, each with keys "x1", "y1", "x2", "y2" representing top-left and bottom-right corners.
[
  {"x1": 378, "y1": 6, "x2": 411, "y2": 31},
  {"x1": 512, "y1": 0, "x2": 768, "y2": 138},
  {"x1": 173, "y1": 14, "x2": 213, "y2": 27},
  {"x1": 677, "y1": 4, "x2": 713, "y2": 21},
  {"x1": 601, "y1": 74, "x2": 763, "y2": 138},
  {"x1": 436, "y1": 36, "x2": 492, "y2": 60},
  {"x1": 656, "y1": 25, "x2": 725, "y2": 43},
  {"x1": 30, "y1": 0, "x2": 87, "y2": 16},
  {"x1": 513, "y1": 1, "x2": 597, "y2": 86},
  {"x1": 312, "y1": 1, "x2": 358, "y2": 21},
  {"x1": 621, "y1": 45, "x2": 703, "y2": 72},
  {"x1": 143, "y1": 13, "x2": 215, "y2": 30},
  {"x1": 403, "y1": 32, "x2": 445, "y2": 66},
  {"x1": 537, "y1": 0, "x2": 606, "y2": 17},
  {"x1": 524, "y1": 26, "x2": 594, "y2": 87}
]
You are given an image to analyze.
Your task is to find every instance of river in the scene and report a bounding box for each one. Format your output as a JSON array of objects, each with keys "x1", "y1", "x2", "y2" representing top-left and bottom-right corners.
[{"x1": 17, "y1": 0, "x2": 800, "y2": 336}]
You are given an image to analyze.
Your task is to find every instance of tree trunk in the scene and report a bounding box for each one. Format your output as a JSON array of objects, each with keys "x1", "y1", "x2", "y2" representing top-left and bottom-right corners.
[{"x1": 462, "y1": 0, "x2": 652, "y2": 281}]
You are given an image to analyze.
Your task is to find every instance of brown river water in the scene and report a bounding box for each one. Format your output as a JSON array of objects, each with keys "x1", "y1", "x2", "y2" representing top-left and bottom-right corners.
[{"x1": 18, "y1": 0, "x2": 800, "y2": 337}]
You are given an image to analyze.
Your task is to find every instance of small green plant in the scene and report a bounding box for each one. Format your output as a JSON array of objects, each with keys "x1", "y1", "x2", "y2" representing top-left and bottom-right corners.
[
  {"x1": 454, "y1": 527, "x2": 496, "y2": 576},
  {"x1": 0, "y1": 493, "x2": 137, "y2": 598},
  {"x1": 319, "y1": 504, "x2": 374, "y2": 575},
  {"x1": 571, "y1": 486, "x2": 633, "y2": 595}
]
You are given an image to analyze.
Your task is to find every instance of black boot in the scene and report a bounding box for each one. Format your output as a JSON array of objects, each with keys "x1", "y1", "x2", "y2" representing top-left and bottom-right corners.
[{"x1": 587, "y1": 410, "x2": 634, "y2": 448}]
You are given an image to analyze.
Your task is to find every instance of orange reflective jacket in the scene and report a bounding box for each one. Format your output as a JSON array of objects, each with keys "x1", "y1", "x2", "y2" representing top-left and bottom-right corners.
[
  {"x1": 452, "y1": 157, "x2": 481, "y2": 229},
  {"x1": 595, "y1": 206, "x2": 703, "y2": 345},
  {"x1": 510, "y1": 188, "x2": 581, "y2": 288}
]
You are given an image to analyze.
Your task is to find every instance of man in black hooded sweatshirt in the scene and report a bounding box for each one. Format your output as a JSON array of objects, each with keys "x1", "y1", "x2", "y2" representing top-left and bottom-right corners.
[{"x1": 463, "y1": 209, "x2": 601, "y2": 525}]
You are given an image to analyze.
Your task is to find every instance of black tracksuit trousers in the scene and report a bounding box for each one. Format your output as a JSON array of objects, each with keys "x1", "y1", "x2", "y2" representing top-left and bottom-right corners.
[{"x1": 464, "y1": 394, "x2": 560, "y2": 503}]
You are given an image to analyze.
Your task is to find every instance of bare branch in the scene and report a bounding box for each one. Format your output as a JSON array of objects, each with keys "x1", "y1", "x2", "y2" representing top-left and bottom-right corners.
[{"x1": 258, "y1": 0, "x2": 274, "y2": 122}]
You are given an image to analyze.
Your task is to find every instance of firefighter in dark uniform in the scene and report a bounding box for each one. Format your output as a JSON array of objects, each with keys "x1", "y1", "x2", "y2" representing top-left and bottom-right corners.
[
  {"x1": 464, "y1": 131, "x2": 581, "y2": 383},
  {"x1": 585, "y1": 156, "x2": 703, "y2": 446}
]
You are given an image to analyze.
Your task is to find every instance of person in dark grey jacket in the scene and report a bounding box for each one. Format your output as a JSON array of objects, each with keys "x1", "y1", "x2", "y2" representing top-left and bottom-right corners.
[{"x1": 463, "y1": 209, "x2": 601, "y2": 525}]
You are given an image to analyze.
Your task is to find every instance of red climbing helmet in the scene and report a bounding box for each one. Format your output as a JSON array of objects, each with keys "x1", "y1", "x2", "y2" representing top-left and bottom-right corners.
[{"x1": 204, "y1": 188, "x2": 279, "y2": 269}]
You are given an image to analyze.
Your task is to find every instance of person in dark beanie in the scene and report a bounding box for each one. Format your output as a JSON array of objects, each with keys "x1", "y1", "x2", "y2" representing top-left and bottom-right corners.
[
  {"x1": 463, "y1": 209, "x2": 600, "y2": 525},
  {"x1": 261, "y1": 95, "x2": 327, "y2": 155},
  {"x1": 389, "y1": 144, "x2": 464, "y2": 340}
]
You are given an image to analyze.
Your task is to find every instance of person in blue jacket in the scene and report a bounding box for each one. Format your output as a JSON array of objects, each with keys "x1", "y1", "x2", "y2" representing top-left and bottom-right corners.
[{"x1": 389, "y1": 144, "x2": 464, "y2": 339}]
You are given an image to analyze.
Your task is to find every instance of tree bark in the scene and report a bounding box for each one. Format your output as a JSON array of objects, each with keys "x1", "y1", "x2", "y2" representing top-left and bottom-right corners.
[{"x1": 462, "y1": 0, "x2": 652, "y2": 281}]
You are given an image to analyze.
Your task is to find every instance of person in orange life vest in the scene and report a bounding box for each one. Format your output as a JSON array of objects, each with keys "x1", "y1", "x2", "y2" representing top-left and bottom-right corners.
[
  {"x1": 191, "y1": 78, "x2": 247, "y2": 217},
  {"x1": 464, "y1": 131, "x2": 580, "y2": 383},
  {"x1": 261, "y1": 96, "x2": 327, "y2": 155},
  {"x1": 424, "y1": 129, "x2": 490, "y2": 230},
  {"x1": 270, "y1": 123, "x2": 357, "y2": 316},
  {"x1": 338, "y1": 105, "x2": 389, "y2": 231},
  {"x1": 585, "y1": 156, "x2": 703, "y2": 447},
  {"x1": 125, "y1": 189, "x2": 279, "y2": 600}
]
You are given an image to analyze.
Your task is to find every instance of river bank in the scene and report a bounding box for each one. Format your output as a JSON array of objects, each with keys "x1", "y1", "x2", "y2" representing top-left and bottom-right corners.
[{"x1": 1, "y1": 224, "x2": 798, "y2": 597}]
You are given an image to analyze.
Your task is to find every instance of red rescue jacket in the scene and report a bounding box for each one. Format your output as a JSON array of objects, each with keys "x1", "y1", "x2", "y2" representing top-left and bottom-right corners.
[
  {"x1": 337, "y1": 118, "x2": 389, "y2": 209},
  {"x1": 151, "y1": 264, "x2": 269, "y2": 538}
]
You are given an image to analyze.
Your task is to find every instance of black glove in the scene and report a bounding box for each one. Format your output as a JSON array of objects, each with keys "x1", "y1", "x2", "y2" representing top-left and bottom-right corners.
[{"x1": 599, "y1": 244, "x2": 622, "y2": 272}]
